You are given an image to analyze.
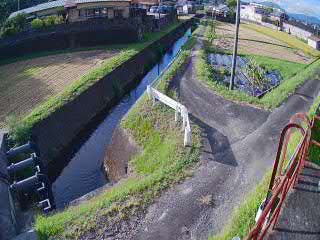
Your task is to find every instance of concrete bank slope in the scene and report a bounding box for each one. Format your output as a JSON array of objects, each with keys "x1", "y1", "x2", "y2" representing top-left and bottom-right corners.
[
  {"x1": 129, "y1": 34, "x2": 320, "y2": 239},
  {"x1": 267, "y1": 162, "x2": 320, "y2": 240},
  {"x1": 0, "y1": 131, "x2": 16, "y2": 240}
]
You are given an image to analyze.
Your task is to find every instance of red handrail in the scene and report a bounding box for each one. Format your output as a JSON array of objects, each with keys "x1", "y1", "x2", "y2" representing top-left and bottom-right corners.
[{"x1": 246, "y1": 112, "x2": 313, "y2": 240}]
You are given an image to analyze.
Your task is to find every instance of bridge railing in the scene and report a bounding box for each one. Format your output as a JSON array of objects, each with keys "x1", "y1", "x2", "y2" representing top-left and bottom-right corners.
[{"x1": 247, "y1": 112, "x2": 314, "y2": 240}]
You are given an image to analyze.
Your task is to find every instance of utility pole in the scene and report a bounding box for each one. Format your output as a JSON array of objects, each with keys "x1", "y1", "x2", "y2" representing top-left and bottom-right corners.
[
  {"x1": 229, "y1": 0, "x2": 240, "y2": 90},
  {"x1": 18, "y1": 0, "x2": 20, "y2": 11}
]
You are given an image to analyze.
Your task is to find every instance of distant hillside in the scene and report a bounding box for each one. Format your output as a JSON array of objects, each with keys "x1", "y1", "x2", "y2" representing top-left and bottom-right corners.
[
  {"x1": 288, "y1": 13, "x2": 320, "y2": 25},
  {"x1": 259, "y1": 1, "x2": 285, "y2": 12},
  {"x1": 0, "y1": 0, "x2": 48, "y2": 26}
]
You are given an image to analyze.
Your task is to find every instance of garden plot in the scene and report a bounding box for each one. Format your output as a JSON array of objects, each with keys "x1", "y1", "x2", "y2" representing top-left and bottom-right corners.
[
  {"x1": 214, "y1": 22, "x2": 313, "y2": 64},
  {"x1": 208, "y1": 53, "x2": 282, "y2": 97},
  {"x1": 0, "y1": 50, "x2": 118, "y2": 127}
]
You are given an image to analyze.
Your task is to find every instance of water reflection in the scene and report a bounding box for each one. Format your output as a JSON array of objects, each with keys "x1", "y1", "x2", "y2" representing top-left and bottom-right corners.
[{"x1": 52, "y1": 29, "x2": 191, "y2": 208}]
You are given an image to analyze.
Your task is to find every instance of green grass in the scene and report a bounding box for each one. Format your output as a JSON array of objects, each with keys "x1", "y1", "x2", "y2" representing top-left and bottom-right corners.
[
  {"x1": 242, "y1": 23, "x2": 320, "y2": 58},
  {"x1": 251, "y1": 55, "x2": 306, "y2": 80},
  {"x1": 35, "y1": 33, "x2": 199, "y2": 239},
  {"x1": 197, "y1": 25, "x2": 320, "y2": 110},
  {"x1": 8, "y1": 21, "x2": 189, "y2": 144}
]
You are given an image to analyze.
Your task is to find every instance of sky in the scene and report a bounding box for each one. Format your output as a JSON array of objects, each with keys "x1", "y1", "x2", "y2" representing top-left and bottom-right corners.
[{"x1": 254, "y1": 0, "x2": 320, "y2": 19}]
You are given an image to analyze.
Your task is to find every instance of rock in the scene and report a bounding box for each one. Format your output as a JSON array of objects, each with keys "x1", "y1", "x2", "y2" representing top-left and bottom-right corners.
[{"x1": 104, "y1": 126, "x2": 140, "y2": 182}]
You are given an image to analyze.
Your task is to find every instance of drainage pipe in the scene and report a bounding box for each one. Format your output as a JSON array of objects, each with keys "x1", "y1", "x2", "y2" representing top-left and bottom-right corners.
[
  {"x1": 6, "y1": 141, "x2": 34, "y2": 159},
  {"x1": 7, "y1": 153, "x2": 39, "y2": 174}
]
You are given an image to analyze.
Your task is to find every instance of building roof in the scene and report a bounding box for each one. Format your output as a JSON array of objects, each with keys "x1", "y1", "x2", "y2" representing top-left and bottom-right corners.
[
  {"x1": 9, "y1": 0, "x2": 131, "y2": 19},
  {"x1": 309, "y1": 35, "x2": 320, "y2": 42},
  {"x1": 9, "y1": 0, "x2": 65, "y2": 18}
]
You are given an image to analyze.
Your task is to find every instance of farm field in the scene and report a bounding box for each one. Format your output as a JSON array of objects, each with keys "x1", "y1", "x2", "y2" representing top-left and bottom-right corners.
[
  {"x1": 214, "y1": 22, "x2": 314, "y2": 64},
  {"x1": 0, "y1": 50, "x2": 118, "y2": 127}
]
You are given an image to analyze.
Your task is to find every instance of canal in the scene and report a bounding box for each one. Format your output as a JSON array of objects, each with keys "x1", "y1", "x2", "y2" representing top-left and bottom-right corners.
[{"x1": 52, "y1": 28, "x2": 192, "y2": 208}]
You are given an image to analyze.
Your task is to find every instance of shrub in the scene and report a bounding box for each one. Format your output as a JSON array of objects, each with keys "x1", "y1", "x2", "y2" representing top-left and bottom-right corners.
[
  {"x1": 31, "y1": 18, "x2": 44, "y2": 29},
  {"x1": 31, "y1": 15, "x2": 64, "y2": 30},
  {"x1": 44, "y1": 15, "x2": 63, "y2": 27},
  {"x1": 1, "y1": 13, "x2": 27, "y2": 37}
]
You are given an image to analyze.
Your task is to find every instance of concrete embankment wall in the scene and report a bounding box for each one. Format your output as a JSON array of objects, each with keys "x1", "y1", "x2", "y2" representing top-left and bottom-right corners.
[
  {"x1": 29, "y1": 19, "x2": 193, "y2": 181},
  {"x1": 0, "y1": 132, "x2": 17, "y2": 240}
]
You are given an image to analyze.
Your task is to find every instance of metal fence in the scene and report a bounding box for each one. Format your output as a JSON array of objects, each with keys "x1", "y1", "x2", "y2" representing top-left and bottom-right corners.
[
  {"x1": 246, "y1": 112, "x2": 319, "y2": 240},
  {"x1": 147, "y1": 86, "x2": 192, "y2": 147}
]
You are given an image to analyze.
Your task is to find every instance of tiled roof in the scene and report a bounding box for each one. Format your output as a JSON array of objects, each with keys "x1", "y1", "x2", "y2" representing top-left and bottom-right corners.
[
  {"x1": 309, "y1": 35, "x2": 320, "y2": 42},
  {"x1": 9, "y1": 0, "x2": 65, "y2": 18},
  {"x1": 9, "y1": 0, "x2": 131, "y2": 19}
]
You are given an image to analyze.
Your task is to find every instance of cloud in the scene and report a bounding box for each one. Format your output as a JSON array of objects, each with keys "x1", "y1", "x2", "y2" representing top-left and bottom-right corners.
[{"x1": 259, "y1": 0, "x2": 320, "y2": 18}]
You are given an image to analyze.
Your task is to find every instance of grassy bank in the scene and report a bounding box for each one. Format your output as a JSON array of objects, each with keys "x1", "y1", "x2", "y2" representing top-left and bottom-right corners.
[
  {"x1": 8, "y1": 21, "x2": 188, "y2": 144},
  {"x1": 242, "y1": 23, "x2": 320, "y2": 58},
  {"x1": 35, "y1": 32, "x2": 200, "y2": 239},
  {"x1": 196, "y1": 25, "x2": 320, "y2": 110},
  {"x1": 209, "y1": 172, "x2": 271, "y2": 240},
  {"x1": 209, "y1": 95, "x2": 320, "y2": 240}
]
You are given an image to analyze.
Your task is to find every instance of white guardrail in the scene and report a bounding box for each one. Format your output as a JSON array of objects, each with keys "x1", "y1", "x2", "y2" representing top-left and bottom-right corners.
[{"x1": 147, "y1": 85, "x2": 192, "y2": 147}]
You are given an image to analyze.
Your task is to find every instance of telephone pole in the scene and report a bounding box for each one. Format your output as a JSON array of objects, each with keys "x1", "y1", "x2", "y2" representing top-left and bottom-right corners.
[
  {"x1": 18, "y1": 0, "x2": 20, "y2": 10},
  {"x1": 229, "y1": 0, "x2": 240, "y2": 90}
]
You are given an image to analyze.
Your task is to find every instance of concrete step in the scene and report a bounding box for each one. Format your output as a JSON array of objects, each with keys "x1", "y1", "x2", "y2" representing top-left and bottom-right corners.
[{"x1": 267, "y1": 163, "x2": 320, "y2": 240}]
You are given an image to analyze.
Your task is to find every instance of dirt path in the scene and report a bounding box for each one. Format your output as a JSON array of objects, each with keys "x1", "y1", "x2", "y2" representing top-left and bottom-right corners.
[{"x1": 129, "y1": 27, "x2": 320, "y2": 240}]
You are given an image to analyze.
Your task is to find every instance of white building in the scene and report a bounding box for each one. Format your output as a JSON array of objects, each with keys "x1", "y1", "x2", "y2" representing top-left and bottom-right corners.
[
  {"x1": 308, "y1": 36, "x2": 320, "y2": 50},
  {"x1": 240, "y1": 4, "x2": 266, "y2": 23},
  {"x1": 283, "y1": 22, "x2": 313, "y2": 41}
]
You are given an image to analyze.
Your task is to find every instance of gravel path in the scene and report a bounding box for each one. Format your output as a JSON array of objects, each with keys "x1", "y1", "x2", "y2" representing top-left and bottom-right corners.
[{"x1": 129, "y1": 27, "x2": 320, "y2": 240}]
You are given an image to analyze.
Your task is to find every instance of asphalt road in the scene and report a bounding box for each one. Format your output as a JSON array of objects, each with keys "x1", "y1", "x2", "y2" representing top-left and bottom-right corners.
[{"x1": 130, "y1": 30, "x2": 320, "y2": 240}]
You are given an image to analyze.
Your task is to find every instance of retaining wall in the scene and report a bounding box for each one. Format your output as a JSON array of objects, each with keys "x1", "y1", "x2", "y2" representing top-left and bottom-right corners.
[
  {"x1": 0, "y1": 13, "x2": 177, "y2": 60},
  {"x1": 28, "y1": 19, "x2": 193, "y2": 181},
  {"x1": 0, "y1": 132, "x2": 17, "y2": 240}
]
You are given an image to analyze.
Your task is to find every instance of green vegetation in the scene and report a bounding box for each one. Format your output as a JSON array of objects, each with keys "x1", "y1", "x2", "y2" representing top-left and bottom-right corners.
[
  {"x1": 1, "y1": 13, "x2": 27, "y2": 37},
  {"x1": 8, "y1": 21, "x2": 186, "y2": 144},
  {"x1": 209, "y1": 172, "x2": 271, "y2": 240},
  {"x1": 251, "y1": 55, "x2": 306, "y2": 80},
  {"x1": 0, "y1": 0, "x2": 50, "y2": 27},
  {"x1": 197, "y1": 24, "x2": 320, "y2": 110},
  {"x1": 35, "y1": 28, "x2": 199, "y2": 239},
  {"x1": 242, "y1": 23, "x2": 320, "y2": 58},
  {"x1": 31, "y1": 15, "x2": 64, "y2": 29}
]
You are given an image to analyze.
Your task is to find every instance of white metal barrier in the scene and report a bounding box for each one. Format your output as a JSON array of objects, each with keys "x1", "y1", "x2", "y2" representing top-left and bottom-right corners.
[{"x1": 147, "y1": 85, "x2": 192, "y2": 147}]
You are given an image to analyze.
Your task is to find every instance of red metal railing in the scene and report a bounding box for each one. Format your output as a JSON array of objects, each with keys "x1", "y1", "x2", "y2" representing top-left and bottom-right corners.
[{"x1": 246, "y1": 112, "x2": 317, "y2": 240}]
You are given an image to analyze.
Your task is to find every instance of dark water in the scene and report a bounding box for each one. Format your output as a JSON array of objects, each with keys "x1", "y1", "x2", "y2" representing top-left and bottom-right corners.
[{"x1": 52, "y1": 28, "x2": 192, "y2": 209}]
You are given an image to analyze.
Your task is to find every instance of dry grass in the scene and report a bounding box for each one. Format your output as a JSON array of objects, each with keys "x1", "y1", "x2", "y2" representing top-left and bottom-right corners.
[
  {"x1": 214, "y1": 22, "x2": 314, "y2": 64},
  {"x1": 0, "y1": 50, "x2": 118, "y2": 127}
]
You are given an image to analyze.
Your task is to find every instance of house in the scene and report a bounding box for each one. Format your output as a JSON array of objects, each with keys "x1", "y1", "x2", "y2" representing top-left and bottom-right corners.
[
  {"x1": 177, "y1": 2, "x2": 195, "y2": 15},
  {"x1": 131, "y1": 0, "x2": 159, "y2": 10},
  {"x1": 240, "y1": 4, "x2": 267, "y2": 23},
  {"x1": 212, "y1": 4, "x2": 229, "y2": 17},
  {"x1": 269, "y1": 11, "x2": 287, "y2": 22},
  {"x1": 283, "y1": 22, "x2": 313, "y2": 41},
  {"x1": 66, "y1": 0, "x2": 131, "y2": 22},
  {"x1": 308, "y1": 35, "x2": 320, "y2": 50},
  {"x1": 9, "y1": 0, "x2": 131, "y2": 23}
]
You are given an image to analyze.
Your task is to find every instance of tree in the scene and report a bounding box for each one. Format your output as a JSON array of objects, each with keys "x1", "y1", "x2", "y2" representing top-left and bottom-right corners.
[
  {"x1": 227, "y1": 0, "x2": 237, "y2": 9},
  {"x1": 1, "y1": 13, "x2": 27, "y2": 37}
]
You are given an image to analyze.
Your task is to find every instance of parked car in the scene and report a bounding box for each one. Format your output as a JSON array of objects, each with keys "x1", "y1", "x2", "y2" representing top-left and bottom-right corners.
[
  {"x1": 149, "y1": 6, "x2": 159, "y2": 13},
  {"x1": 158, "y1": 6, "x2": 168, "y2": 14}
]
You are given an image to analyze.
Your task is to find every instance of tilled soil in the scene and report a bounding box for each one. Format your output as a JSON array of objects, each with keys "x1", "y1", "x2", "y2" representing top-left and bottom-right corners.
[
  {"x1": 0, "y1": 50, "x2": 118, "y2": 127},
  {"x1": 215, "y1": 23, "x2": 313, "y2": 64}
]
